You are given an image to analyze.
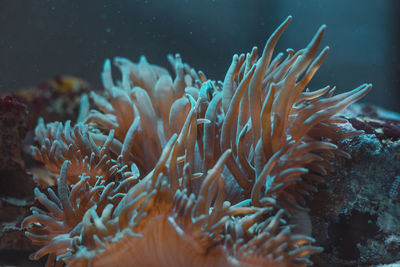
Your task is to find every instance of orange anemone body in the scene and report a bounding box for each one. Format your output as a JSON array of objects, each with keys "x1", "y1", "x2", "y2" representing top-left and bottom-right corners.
[{"x1": 23, "y1": 16, "x2": 370, "y2": 267}]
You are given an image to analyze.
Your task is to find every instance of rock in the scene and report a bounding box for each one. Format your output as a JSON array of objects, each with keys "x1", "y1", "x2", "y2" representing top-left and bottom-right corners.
[{"x1": 311, "y1": 103, "x2": 400, "y2": 266}]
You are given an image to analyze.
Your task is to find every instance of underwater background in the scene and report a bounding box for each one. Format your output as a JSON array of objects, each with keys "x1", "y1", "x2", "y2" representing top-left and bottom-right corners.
[{"x1": 0, "y1": 0, "x2": 399, "y2": 112}]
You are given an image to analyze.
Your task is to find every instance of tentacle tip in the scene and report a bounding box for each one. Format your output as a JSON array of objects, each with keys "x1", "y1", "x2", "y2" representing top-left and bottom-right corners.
[
  {"x1": 223, "y1": 148, "x2": 233, "y2": 156},
  {"x1": 37, "y1": 117, "x2": 45, "y2": 125},
  {"x1": 104, "y1": 58, "x2": 111, "y2": 68},
  {"x1": 62, "y1": 160, "x2": 72, "y2": 168},
  {"x1": 139, "y1": 55, "x2": 147, "y2": 62},
  {"x1": 362, "y1": 84, "x2": 373, "y2": 94},
  {"x1": 33, "y1": 187, "x2": 40, "y2": 195}
]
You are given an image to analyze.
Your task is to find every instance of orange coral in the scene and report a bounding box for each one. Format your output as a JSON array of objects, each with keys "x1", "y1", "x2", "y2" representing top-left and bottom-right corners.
[{"x1": 22, "y1": 16, "x2": 371, "y2": 266}]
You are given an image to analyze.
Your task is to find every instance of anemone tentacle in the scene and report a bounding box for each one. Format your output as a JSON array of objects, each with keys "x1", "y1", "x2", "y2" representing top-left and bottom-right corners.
[{"x1": 23, "y1": 16, "x2": 371, "y2": 266}]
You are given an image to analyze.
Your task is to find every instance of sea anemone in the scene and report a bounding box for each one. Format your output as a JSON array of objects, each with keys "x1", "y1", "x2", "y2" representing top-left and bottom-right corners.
[{"x1": 22, "y1": 16, "x2": 371, "y2": 266}]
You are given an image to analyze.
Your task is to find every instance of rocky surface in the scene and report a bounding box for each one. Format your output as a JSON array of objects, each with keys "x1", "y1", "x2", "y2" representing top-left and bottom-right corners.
[
  {"x1": 311, "y1": 104, "x2": 400, "y2": 266},
  {"x1": 0, "y1": 96, "x2": 38, "y2": 266}
]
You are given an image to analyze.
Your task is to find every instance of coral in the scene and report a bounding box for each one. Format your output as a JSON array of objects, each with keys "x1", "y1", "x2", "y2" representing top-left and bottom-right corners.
[{"x1": 22, "y1": 16, "x2": 371, "y2": 266}]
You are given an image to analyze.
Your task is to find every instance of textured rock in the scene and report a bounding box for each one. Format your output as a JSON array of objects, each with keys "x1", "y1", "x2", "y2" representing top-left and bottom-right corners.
[
  {"x1": 0, "y1": 95, "x2": 34, "y2": 199},
  {"x1": 311, "y1": 104, "x2": 400, "y2": 266},
  {"x1": 0, "y1": 96, "x2": 37, "y2": 265},
  {"x1": 0, "y1": 96, "x2": 28, "y2": 171}
]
